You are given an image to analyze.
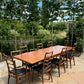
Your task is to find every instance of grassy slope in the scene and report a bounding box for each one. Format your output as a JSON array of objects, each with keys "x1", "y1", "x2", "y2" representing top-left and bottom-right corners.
[{"x1": 55, "y1": 30, "x2": 67, "y2": 39}]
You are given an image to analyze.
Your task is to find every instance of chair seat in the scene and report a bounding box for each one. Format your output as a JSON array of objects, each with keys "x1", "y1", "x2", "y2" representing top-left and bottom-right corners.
[
  {"x1": 52, "y1": 58, "x2": 63, "y2": 64},
  {"x1": 11, "y1": 66, "x2": 29, "y2": 76},
  {"x1": 65, "y1": 51, "x2": 73, "y2": 59},
  {"x1": 23, "y1": 62, "x2": 35, "y2": 67},
  {"x1": 32, "y1": 63, "x2": 49, "y2": 72}
]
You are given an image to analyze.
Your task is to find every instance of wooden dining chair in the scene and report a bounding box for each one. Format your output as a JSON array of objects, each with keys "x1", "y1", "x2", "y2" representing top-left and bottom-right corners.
[
  {"x1": 52, "y1": 48, "x2": 67, "y2": 77},
  {"x1": 32, "y1": 51, "x2": 53, "y2": 84},
  {"x1": 3, "y1": 53, "x2": 31, "y2": 84},
  {"x1": 47, "y1": 41, "x2": 53, "y2": 47},
  {"x1": 30, "y1": 49, "x2": 35, "y2": 52},
  {"x1": 0, "y1": 52, "x2": 2, "y2": 61},
  {"x1": 10, "y1": 50, "x2": 20, "y2": 56},
  {"x1": 36, "y1": 43, "x2": 43, "y2": 50},
  {"x1": 65, "y1": 43, "x2": 76, "y2": 68},
  {"x1": 65, "y1": 45, "x2": 76, "y2": 68},
  {"x1": 20, "y1": 46, "x2": 35, "y2": 68},
  {"x1": 20, "y1": 46, "x2": 28, "y2": 53},
  {"x1": 20, "y1": 46, "x2": 29, "y2": 66},
  {"x1": 64, "y1": 40, "x2": 72, "y2": 47}
]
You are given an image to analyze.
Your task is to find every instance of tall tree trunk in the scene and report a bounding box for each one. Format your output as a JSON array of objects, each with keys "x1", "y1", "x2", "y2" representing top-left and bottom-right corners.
[
  {"x1": 51, "y1": 21, "x2": 53, "y2": 40},
  {"x1": 32, "y1": 23, "x2": 34, "y2": 49},
  {"x1": 15, "y1": 22, "x2": 17, "y2": 50},
  {"x1": 71, "y1": 0, "x2": 75, "y2": 44}
]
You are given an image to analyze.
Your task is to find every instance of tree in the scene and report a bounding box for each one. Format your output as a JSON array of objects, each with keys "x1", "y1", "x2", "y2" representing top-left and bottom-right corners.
[
  {"x1": 41, "y1": 0, "x2": 50, "y2": 27},
  {"x1": 0, "y1": 0, "x2": 4, "y2": 19},
  {"x1": 48, "y1": 0, "x2": 60, "y2": 40},
  {"x1": 60, "y1": 0, "x2": 84, "y2": 42},
  {"x1": 73, "y1": 18, "x2": 84, "y2": 51},
  {"x1": 27, "y1": 0, "x2": 40, "y2": 22}
]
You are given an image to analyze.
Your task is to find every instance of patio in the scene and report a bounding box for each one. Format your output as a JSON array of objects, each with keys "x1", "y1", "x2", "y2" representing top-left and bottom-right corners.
[{"x1": 0, "y1": 52, "x2": 84, "y2": 84}]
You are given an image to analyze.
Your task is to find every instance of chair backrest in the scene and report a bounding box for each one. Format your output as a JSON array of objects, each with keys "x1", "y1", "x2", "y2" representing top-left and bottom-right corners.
[
  {"x1": 71, "y1": 47, "x2": 76, "y2": 57},
  {"x1": 20, "y1": 46, "x2": 28, "y2": 53},
  {"x1": 48, "y1": 41, "x2": 53, "y2": 47},
  {"x1": 0, "y1": 52, "x2": 2, "y2": 61},
  {"x1": 36, "y1": 43, "x2": 43, "y2": 50},
  {"x1": 73, "y1": 43, "x2": 77, "y2": 48},
  {"x1": 43, "y1": 51, "x2": 53, "y2": 73},
  {"x1": 59, "y1": 48, "x2": 67, "y2": 63},
  {"x1": 30, "y1": 49, "x2": 35, "y2": 52},
  {"x1": 3, "y1": 53, "x2": 17, "y2": 76},
  {"x1": 64, "y1": 40, "x2": 72, "y2": 47},
  {"x1": 10, "y1": 50, "x2": 20, "y2": 56}
]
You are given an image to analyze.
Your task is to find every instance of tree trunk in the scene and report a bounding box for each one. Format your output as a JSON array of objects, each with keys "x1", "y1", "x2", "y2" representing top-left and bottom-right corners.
[
  {"x1": 32, "y1": 24, "x2": 34, "y2": 49},
  {"x1": 71, "y1": 11, "x2": 75, "y2": 44},
  {"x1": 15, "y1": 23, "x2": 17, "y2": 50},
  {"x1": 51, "y1": 21, "x2": 53, "y2": 40}
]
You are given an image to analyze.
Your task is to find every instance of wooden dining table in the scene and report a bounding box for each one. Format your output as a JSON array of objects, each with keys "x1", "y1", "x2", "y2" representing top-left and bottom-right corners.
[{"x1": 14, "y1": 45, "x2": 73, "y2": 64}]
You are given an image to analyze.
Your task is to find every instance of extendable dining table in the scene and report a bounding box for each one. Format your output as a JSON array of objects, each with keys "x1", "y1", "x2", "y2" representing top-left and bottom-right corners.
[{"x1": 14, "y1": 45, "x2": 73, "y2": 65}]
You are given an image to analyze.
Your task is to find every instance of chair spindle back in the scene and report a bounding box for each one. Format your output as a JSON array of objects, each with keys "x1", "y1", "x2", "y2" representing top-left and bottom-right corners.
[{"x1": 43, "y1": 51, "x2": 53, "y2": 73}]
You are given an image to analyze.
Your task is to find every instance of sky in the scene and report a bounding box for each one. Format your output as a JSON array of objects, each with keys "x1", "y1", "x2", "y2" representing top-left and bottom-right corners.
[
  {"x1": 38, "y1": 1, "x2": 42, "y2": 7},
  {"x1": 38, "y1": 1, "x2": 68, "y2": 21},
  {"x1": 37, "y1": 0, "x2": 84, "y2": 21}
]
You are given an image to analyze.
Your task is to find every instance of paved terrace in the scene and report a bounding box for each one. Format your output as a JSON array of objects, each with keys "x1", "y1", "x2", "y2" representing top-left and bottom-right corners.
[{"x1": 0, "y1": 53, "x2": 84, "y2": 84}]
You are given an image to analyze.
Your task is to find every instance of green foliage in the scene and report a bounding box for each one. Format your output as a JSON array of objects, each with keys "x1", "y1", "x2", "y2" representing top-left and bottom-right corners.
[
  {"x1": 26, "y1": 0, "x2": 40, "y2": 22},
  {"x1": 0, "y1": 20, "x2": 11, "y2": 40},
  {"x1": 56, "y1": 38, "x2": 65, "y2": 45},
  {"x1": 38, "y1": 25, "x2": 44, "y2": 30},
  {"x1": 16, "y1": 21, "x2": 26, "y2": 34},
  {"x1": 76, "y1": 37, "x2": 83, "y2": 52},
  {"x1": 38, "y1": 29, "x2": 51, "y2": 38},
  {"x1": 48, "y1": 0, "x2": 60, "y2": 22},
  {"x1": 27, "y1": 42, "x2": 33, "y2": 50},
  {"x1": 26, "y1": 21, "x2": 44, "y2": 35},
  {"x1": 74, "y1": 19, "x2": 84, "y2": 39},
  {"x1": 41, "y1": 0, "x2": 50, "y2": 27},
  {"x1": 0, "y1": 19, "x2": 44, "y2": 40},
  {"x1": 46, "y1": 22, "x2": 67, "y2": 30},
  {"x1": 73, "y1": 18, "x2": 84, "y2": 51},
  {"x1": 9, "y1": 29, "x2": 20, "y2": 40},
  {"x1": 41, "y1": 0, "x2": 61, "y2": 27},
  {"x1": 34, "y1": 39, "x2": 42, "y2": 48},
  {"x1": 61, "y1": 0, "x2": 84, "y2": 21},
  {"x1": 1, "y1": 43, "x2": 14, "y2": 55}
]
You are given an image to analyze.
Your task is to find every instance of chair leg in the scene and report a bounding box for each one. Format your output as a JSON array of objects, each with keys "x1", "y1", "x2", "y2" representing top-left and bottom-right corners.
[
  {"x1": 63, "y1": 63, "x2": 66, "y2": 73},
  {"x1": 42, "y1": 74, "x2": 44, "y2": 84},
  {"x1": 25, "y1": 73, "x2": 27, "y2": 79},
  {"x1": 50, "y1": 71, "x2": 53, "y2": 82},
  {"x1": 22, "y1": 61, "x2": 24, "y2": 66},
  {"x1": 66, "y1": 58, "x2": 68, "y2": 68},
  {"x1": 70, "y1": 59, "x2": 72, "y2": 68},
  {"x1": 73, "y1": 56, "x2": 75, "y2": 66},
  {"x1": 16, "y1": 78, "x2": 18, "y2": 84},
  {"x1": 28, "y1": 72, "x2": 31, "y2": 84},
  {"x1": 48, "y1": 72, "x2": 50, "y2": 80},
  {"x1": 8, "y1": 75, "x2": 10, "y2": 84},
  {"x1": 32, "y1": 70, "x2": 34, "y2": 82},
  {"x1": 58, "y1": 66, "x2": 60, "y2": 77}
]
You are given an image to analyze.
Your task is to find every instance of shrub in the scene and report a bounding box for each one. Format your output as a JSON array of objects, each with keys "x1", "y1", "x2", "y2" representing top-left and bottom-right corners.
[
  {"x1": 9, "y1": 29, "x2": 20, "y2": 40},
  {"x1": 73, "y1": 18, "x2": 84, "y2": 51},
  {"x1": 1, "y1": 43, "x2": 15, "y2": 55},
  {"x1": 46, "y1": 22, "x2": 67, "y2": 31},
  {"x1": 38, "y1": 29, "x2": 51, "y2": 38},
  {"x1": 26, "y1": 21, "x2": 44, "y2": 35}
]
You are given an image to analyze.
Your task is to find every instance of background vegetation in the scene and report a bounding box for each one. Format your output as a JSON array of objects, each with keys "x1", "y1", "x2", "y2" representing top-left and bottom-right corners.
[{"x1": 0, "y1": 0, "x2": 84, "y2": 55}]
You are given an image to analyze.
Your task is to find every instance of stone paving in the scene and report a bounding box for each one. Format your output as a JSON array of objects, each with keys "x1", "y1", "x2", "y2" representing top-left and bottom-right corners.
[{"x1": 0, "y1": 53, "x2": 84, "y2": 84}]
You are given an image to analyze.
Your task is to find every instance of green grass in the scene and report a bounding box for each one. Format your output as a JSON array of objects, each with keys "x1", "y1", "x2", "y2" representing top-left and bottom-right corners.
[{"x1": 55, "y1": 30, "x2": 67, "y2": 39}]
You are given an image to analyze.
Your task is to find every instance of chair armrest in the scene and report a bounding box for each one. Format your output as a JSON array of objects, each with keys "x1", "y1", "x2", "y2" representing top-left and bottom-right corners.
[{"x1": 16, "y1": 65, "x2": 27, "y2": 70}]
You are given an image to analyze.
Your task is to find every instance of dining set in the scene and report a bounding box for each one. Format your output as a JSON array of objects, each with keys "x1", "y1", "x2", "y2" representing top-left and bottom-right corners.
[{"x1": 4, "y1": 40, "x2": 76, "y2": 84}]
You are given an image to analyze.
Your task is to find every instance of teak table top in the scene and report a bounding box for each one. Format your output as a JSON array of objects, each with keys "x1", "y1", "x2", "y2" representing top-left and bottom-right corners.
[{"x1": 14, "y1": 45, "x2": 73, "y2": 64}]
